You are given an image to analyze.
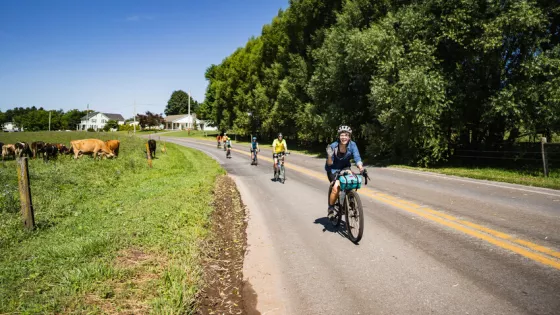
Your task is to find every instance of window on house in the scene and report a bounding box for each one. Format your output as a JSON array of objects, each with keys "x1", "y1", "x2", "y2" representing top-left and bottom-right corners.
[
  {"x1": 92, "y1": 119, "x2": 96, "y2": 123},
  {"x1": 101, "y1": 119, "x2": 106, "y2": 123}
]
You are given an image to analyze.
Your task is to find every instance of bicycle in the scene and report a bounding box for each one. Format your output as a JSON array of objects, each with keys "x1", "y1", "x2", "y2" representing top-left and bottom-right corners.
[
  {"x1": 226, "y1": 144, "x2": 232, "y2": 159},
  {"x1": 250, "y1": 148, "x2": 259, "y2": 165},
  {"x1": 217, "y1": 142, "x2": 222, "y2": 149},
  {"x1": 328, "y1": 169, "x2": 370, "y2": 243},
  {"x1": 273, "y1": 152, "x2": 289, "y2": 183}
]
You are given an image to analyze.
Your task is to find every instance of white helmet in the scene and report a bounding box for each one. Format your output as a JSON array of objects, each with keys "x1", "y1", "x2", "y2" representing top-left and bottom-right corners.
[{"x1": 337, "y1": 125, "x2": 352, "y2": 135}]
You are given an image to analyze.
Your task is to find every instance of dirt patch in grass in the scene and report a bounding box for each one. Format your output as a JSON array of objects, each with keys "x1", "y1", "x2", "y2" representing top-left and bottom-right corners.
[{"x1": 197, "y1": 175, "x2": 248, "y2": 315}]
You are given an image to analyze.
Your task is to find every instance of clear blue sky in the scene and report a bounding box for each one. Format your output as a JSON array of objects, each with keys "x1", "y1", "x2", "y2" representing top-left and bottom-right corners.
[{"x1": 0, "y1": 0, "x2": 288, "y2": 118}]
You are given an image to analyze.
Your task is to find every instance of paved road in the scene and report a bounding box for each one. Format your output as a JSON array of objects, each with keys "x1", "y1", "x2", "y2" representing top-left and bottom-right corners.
[{"x1": 165, "y1": 137, "x2": 560, "y2": 315}]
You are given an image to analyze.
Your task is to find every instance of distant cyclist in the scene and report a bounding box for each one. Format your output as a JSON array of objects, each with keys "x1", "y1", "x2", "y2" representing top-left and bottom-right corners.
[
  {"x1": 326, "y1": 125, "x2": 364, "y2": 219},
  {"x1": 225, "y1": 137, "x2": 232, "y2": 158},
  {"x1": 222, "y1": 133, "x2": 229, "y2": 151},
  {"x1": 250, "y1": 136, "x2": 260, "y2": 164},
  {"x1": 216, "y1": 134, "x2": 222, "y2": 148},
  {"x1": 272, "y1": 133, "x2": 288, "y2": 177}
]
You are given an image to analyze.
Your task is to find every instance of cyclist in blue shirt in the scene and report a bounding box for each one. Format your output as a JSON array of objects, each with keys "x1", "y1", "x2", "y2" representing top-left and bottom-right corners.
[
  {"x1": 250, "y1": 136, "x2": 260, "y2": 164},
  {"x1": 325, "y1": 125, "x2": 364, "y2": 219}
]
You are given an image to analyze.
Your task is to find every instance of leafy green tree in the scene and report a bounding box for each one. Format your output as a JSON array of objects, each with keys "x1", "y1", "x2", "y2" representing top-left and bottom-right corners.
[
  {"x1": 103, "y1": 119, "x2": 119, "y2": 131},
  {"x1": 164, "y1": 90, "x2": 199, "y2": 115}
]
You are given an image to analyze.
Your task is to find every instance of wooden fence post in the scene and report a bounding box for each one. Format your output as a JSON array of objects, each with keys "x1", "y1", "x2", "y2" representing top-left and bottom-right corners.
[
  {"x1": 541, "y1": 137, "x2": 549, "y2": 177},
  {"x1": 17, "y1": 157, "x2": 35, "y2": 230},
  {"x1": 145, "y1": 143, "x2": 152, "y2": 168}
]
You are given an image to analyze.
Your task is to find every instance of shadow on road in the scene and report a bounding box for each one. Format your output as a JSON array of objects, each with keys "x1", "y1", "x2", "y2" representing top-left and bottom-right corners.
[{"x1": 313, "y1": 217, "x2": 350, "y2": 239}]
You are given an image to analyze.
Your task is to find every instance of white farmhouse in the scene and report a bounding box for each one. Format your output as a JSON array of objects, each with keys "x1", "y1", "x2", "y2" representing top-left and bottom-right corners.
[
  {"x1": 78, "y1": 112, "x2": 125, "y2": 131},
  {"x1": 163, "y1": 114, "x2": 217, "y2": 131},
  {"x1": 2, "y1": 122, "x2": 23, "y2": 132}
]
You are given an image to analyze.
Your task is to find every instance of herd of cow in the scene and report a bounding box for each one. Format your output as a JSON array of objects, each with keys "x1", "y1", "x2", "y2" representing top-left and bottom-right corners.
[
  {"x1": 1, "y1": 138, "x2": 158, "y2": 162},
  {"x1": 0, "y1": 138, "x2": 122, "y2": 162}
]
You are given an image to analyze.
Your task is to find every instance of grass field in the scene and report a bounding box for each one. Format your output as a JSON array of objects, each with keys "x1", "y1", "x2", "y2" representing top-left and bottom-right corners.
[
  {"x1": 393, "y1": 165, "x2": 560, "y2": 190},
  {"x1": 0, "y1": 131, "x2": 224, "y2": 313}
]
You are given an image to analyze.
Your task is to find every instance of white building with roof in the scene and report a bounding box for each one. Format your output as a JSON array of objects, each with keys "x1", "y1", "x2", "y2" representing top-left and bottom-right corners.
[
  {"x1": 163, "y1": 114, "x2": 217, "y2": 131},
  {"x1": 78, "y1": 112, "x2": 125, "y2": 131}
]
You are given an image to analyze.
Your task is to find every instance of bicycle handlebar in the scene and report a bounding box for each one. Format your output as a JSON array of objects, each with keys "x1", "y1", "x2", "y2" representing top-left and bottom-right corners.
[{"x1": 333, "y1": 169, "x2": 371, "y2": 186}]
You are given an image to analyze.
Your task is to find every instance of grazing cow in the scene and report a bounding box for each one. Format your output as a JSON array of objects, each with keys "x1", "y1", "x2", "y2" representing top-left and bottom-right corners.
[
  {"x1": 148, "y1": 139, "x2": 156, "y2": 158},
  {"x1": 105, "y1": 140, "x2": 120, "y2": 157},
  {"x1": 70, "y1": 139, "x2": 115, "y2": 160},
  {"x1": 31, "y1": 141, "x2": 46, "y2": 159},
  {"x1": 43, "y1": 143, "x2": 59, "y2": 162},
  {"x1": 55, "y1": 143, "x2": 70, "y2": 155},
  {"x1": 14, "y1": 142, "x2": 32, "y2": 157},
  {"x1": 2, "y1": 144, "x2": 16, "y2": 161}
]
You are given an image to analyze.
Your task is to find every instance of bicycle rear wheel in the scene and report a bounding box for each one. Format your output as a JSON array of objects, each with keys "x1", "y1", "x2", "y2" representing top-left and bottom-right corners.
[{"x1": 345, "y1": 191, "x2": 364, "y2": 243}]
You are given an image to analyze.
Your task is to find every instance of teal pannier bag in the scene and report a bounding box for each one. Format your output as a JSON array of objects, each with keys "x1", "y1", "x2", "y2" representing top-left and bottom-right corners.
[{"x1": 339, "y1": 173, "x2": 362, "y2": 190}]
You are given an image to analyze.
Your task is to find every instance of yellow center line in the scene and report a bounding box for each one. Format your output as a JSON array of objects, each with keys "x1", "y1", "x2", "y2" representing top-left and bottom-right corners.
[{"x1": 180, "y1": 138, "x2": 560, "y2": 269}]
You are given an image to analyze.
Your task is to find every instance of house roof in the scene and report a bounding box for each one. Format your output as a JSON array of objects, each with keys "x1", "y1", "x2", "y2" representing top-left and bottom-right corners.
[
  {"x1": 81, "y1": 112, "x2": 125, "y2": 121},
  {"x1": 104, "y1": 113, "x2": 125, "y2": 121}
]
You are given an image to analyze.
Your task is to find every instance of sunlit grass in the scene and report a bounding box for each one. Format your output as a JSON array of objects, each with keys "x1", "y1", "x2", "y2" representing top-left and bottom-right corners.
[{"x1": 0, "y1": 131, "x2": 224, "y2": 313}]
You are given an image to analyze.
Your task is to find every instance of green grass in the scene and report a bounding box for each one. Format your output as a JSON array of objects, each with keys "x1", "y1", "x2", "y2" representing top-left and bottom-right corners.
[
  {"x1": 0, "y1": 131, "x2": 224, "y2": 313},
  {"x1": 392, "y1": 165, "x2": 560, "y2": 190}
]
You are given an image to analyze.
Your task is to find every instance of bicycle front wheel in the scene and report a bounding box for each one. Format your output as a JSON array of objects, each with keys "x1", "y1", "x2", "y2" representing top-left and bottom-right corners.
[
  {"x1": 345, "y1": 191, "x2": 364, "y2": 243},
  {"x1": 280, "y1": 165, "x2": 285, "y2": 183}
]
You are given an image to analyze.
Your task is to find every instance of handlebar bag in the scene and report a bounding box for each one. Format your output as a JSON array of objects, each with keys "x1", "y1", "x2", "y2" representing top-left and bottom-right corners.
[{"x1": 339, "y1": 173, "x2": 362, "y2": 190}]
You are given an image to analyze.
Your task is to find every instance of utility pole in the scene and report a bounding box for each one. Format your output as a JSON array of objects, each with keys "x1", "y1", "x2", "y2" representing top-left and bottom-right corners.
[
  {"x1": 188, "y1": 89, "x2": 191, "y2": 129},
  {"x1": 48, "y1": 111, "x2": 51, "y2": 131},
  {"x1": 86, "y1": 103, "x2": 90, "y2": 131},
  {"x1": 133, "y1": 100, "x2": 137, "y2": 134}
]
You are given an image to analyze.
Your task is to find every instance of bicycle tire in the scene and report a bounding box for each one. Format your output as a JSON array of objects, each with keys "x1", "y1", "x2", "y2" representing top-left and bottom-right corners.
[
  {"x1": 280, "y1": 164, "x2": 285, "y2": 183},
  {"x1": 345, "y1": 191, "x2": 364, "y2": 243},
  {"x1": 327, "y1": 185, "x2": 342, "y2": 227}
]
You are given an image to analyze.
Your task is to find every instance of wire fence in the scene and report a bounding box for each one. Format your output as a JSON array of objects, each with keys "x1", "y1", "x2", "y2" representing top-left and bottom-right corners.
[{"x1": 450, "y1": 139, "x2": 559, "y2": 176}]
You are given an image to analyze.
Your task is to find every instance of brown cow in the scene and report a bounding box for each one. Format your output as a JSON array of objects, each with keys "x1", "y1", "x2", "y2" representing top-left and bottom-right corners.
[
  {"x1": 70, "y1": 139, "x2": 115, "y2": 160},
  {"x1": 105, "y1": 140, "x2": 120, "y2": 157},
  {"x1": 55, "y1": 143, "x2": 70, "y2": 155},
  {"x1": 31, "y1": 141, "x2": 46, "y2": 159},
  {"x1": 15, "y1": 142, "x2": 32, "y2": 157},
  {"x1": 2, "y1": 144, "x2": 16, "y2": 161}
]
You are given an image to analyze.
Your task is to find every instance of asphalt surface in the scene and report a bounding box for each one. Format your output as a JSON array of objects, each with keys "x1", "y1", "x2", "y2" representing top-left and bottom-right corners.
[{"x1": 165, "y1": 137, "x2": 560, "y2": 315}]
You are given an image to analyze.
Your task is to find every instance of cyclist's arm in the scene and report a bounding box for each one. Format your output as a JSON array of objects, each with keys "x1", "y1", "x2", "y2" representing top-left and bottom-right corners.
[{"x1": 351, "y1": 142, "x2": 364, "y2": 171}]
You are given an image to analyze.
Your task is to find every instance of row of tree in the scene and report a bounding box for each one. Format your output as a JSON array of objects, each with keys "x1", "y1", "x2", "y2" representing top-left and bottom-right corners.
[
  {"x1": 0, "y1": 107, "x2": 87, "y2": 131},
  {"x1": 200, "y1": 0, "x2": 560, "y2": 165},
  {"x1": 0, "y1": 107, "x2": 166, "y2": 131}
]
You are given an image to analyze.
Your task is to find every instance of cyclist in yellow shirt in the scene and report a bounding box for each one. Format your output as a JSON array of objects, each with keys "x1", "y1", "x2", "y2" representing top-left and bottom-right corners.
[{"x1": 272, "y1": 133, "x2": 288, "y2": 177}]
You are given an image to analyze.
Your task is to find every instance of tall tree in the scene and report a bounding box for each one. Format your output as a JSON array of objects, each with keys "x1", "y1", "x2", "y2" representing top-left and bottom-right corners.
[{"x1": 164, "y1": 90, "x2": 199, "y2": 115}]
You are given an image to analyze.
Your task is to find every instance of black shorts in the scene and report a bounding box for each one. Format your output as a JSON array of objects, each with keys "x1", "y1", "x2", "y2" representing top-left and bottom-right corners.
[{"x1": 273, "y1": 152, "x2": 285, "y2": 159}]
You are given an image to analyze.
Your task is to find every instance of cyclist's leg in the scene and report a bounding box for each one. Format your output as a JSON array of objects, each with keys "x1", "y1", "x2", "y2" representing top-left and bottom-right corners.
[{"x1": 273, "y1": 154, "x2": 278, "y2": 173}]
